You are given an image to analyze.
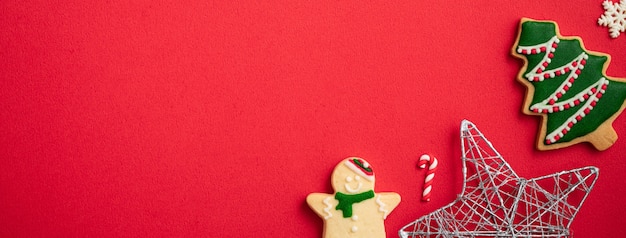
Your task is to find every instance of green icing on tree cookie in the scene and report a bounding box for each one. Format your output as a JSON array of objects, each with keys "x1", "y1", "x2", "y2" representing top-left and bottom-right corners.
[{"x1": 512, "y1": 19, "x2": 626, "y2": 150}]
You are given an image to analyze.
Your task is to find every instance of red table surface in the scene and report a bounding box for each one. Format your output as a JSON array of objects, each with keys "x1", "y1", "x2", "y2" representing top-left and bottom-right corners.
[{"x1": 1, "y1": 0, "x2": 625, "y2": 237}]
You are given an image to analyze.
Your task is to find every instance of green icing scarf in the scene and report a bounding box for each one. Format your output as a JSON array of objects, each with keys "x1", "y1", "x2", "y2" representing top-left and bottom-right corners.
[{"x1": 335, "y1": 190, "x2": 375, "y2": 218}]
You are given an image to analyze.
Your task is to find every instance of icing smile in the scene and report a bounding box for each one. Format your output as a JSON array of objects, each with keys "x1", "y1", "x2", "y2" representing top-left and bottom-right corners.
[{"x1": 345, "y1": 182, "x2": 362, "y2": 193}]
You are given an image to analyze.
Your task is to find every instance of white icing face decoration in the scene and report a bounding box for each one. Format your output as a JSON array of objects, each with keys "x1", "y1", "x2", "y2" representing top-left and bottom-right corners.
[
  {"x1": 331, "y1": 157, "x2": 375, "y2": 194},
  {"x1": 344, "y1": 174, "x2": 362, "y2": 193}
]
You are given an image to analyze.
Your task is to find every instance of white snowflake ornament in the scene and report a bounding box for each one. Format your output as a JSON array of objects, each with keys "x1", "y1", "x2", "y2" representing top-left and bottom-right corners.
[{"x1": 598, "y1": 0, "x2": 626, "y2": 38}]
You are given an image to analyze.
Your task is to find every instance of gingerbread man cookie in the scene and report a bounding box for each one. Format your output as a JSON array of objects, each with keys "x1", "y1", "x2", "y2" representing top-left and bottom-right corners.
[{"x1": 307, "y1": 157, "x2": 401, "y2": 238}]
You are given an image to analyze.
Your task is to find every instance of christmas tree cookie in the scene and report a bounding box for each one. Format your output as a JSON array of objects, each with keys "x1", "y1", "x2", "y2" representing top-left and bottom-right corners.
[
  {"x1": 307, "y1": 157, "x2": 401, "y2": 238},
  {"x1": 512, "y1": 18, "x2": 626, "y2": 151}
]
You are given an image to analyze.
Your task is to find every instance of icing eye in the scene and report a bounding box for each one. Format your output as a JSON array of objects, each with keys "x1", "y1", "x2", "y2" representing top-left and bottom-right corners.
[
  {"x1": 355, "y1": 175, "x2": 361, "y2": 181},
  {"x1": 346, "y1": 176, "x2": 353, "y2": 182}
]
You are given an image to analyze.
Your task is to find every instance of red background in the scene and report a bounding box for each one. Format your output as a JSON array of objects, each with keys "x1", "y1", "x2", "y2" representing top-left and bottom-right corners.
[{"x1": 1, "y1": 0, "x2": 625, "y2": 237}]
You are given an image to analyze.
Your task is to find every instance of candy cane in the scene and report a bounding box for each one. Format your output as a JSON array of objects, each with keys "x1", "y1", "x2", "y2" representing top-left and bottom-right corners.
[{"x1": 418, "y1": 154, "x2": 438, "y2": 202}]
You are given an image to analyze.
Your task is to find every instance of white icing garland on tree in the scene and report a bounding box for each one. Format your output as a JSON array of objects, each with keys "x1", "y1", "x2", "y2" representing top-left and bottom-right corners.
[{"x1": 517, "y1": 37, "x2": 608, "y2": 144}]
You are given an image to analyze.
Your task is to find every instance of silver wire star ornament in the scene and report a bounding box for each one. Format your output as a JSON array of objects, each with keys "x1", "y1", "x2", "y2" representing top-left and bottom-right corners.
[{"x1": 400, "y1": 120, "x2": 599, "y2": 238}]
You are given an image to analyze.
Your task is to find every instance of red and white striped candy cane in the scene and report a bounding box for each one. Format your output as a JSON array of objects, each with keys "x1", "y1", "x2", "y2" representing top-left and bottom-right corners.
[{"x1": 418, "y1": 154, "x2": 438, "y2": 202}]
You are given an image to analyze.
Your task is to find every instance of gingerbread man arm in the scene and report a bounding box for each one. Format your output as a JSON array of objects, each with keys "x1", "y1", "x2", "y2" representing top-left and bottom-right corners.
[
  {"x1": 307, "y1": 193, "x2": 335, "y2": 219},
  {"x1": 376, "y1": 192, "x2": 401, "y2": 218}
]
